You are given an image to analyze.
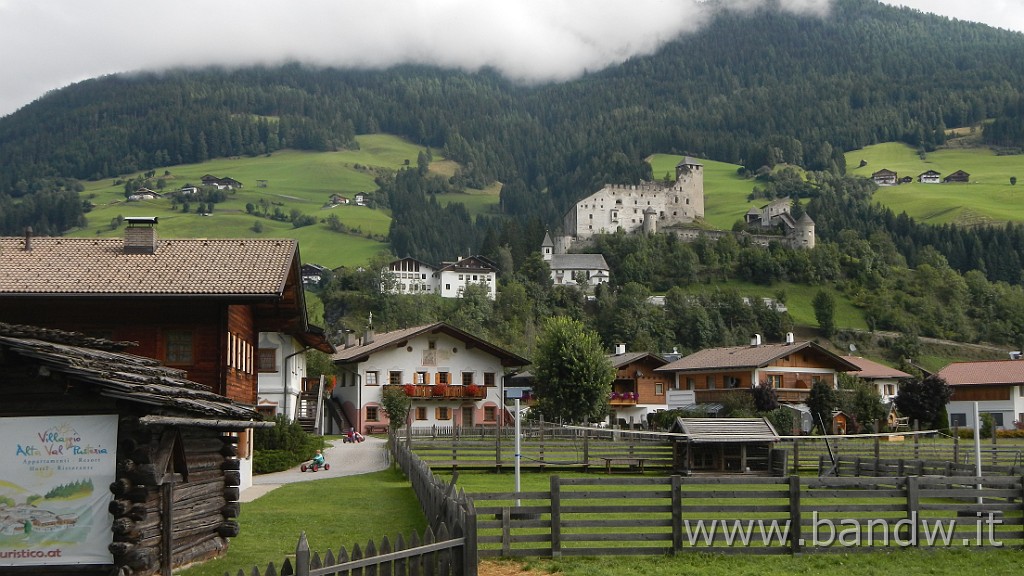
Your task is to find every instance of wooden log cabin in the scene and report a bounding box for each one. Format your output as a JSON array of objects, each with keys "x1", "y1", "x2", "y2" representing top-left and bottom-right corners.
[
  {"x1": 0, "y1": 220, "x2": 333, "y2": 487},
  {"x1": 0, "y1": 322, "x2": 272, "y2": 576}
]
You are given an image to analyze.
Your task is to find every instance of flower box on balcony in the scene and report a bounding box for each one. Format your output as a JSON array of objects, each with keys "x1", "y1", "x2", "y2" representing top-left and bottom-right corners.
[
  {"x1": 403, "y1": 384, "x2": 416, "y2": 397},
  {"x1": 432, "y1": 384, "x2": 448, "y2": 397},
  {"x1": 465, "y1": 384, "x2": 483, "y2": 398}
]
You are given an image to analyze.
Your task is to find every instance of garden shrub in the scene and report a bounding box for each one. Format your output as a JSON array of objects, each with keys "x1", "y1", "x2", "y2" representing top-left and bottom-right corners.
[{"x1": 253, "y1": 415, "x2": 325, "y2": 473}]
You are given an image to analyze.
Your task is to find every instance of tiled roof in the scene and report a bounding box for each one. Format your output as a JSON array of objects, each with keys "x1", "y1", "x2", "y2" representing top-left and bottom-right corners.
[
  {"x1": 0, "y1": 323, "x2": 259, "y2": 421},
  {"x1": 608, "y1": 351, "x2": 666, "y2": 369},
  {"x1": 333, "y1": 322, "x2": 530, "y2": 367},
  {"x1": 841, "y1": 356, "x2": 911, "y2": 379},
  {"x1": 0, "y1": 236, "x2": 297, "y2": 296},
  {"x1": 938, "y1": 360, "x2": 1024, "y2": 386},
  {"x1": 549, "y1": 253, "x2": 609, "y2": 270},
  {"x1": 658, "y1": 341, "x2": 857, "y2": 372}
]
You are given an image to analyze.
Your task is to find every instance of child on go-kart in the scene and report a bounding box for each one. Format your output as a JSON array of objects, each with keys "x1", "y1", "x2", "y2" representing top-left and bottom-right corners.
[{"x1": 312, "y1": 449, "x2": 326, "y2": 467}]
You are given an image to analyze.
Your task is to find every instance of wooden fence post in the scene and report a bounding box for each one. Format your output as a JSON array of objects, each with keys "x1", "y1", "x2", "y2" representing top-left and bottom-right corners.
[
  {"x1": 295, "y1": 532, "x2": 310, "y2": 576},
  {"x1": 905, "y1": 476, "x2": 920, "y2": 547},
  {"x1": 550, "y1": 475, "x2": 562, "y2": 558},
  {"x1": 792, "y1": 440, "x2": 800, "y2": 475},
  {"x1": 583, "y1": 429, "x2": 590, "y2": 470},
  {"x1": 953, "y1": 428, "x2": 959, "y2": 464},
  {"x1": 671, "y1": 475, "x2": 682, "y2": 554},
  {"x1": 789, "y1": 476, "x2": 802, "y2": 555}
]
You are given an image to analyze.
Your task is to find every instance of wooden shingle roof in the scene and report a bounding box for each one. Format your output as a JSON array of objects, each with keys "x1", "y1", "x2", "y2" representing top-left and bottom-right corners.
[
  {"x1": 671, "y1": 417, "x2": 779, "y2": 443},
  {"x1": 0, "y1": 323, "x2": 260, "y2": 422},
  {"x1": 0, "y1": 236, "x2": 298, "y2": 297}
]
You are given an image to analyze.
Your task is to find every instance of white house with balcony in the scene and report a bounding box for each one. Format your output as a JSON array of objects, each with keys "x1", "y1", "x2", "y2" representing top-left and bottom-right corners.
[
  {"x1": 940, "y1": 358, "x2": 1024, "y2": 431},
  {"x1": 256, "y1": 330, "x2": 335, "y2": 426},
  {"x1": 331, "y1": 322, "x2": 529, "y2": 434},
  {"x1": 384, "y1": 255, "x2": 498, "y2": 299}
]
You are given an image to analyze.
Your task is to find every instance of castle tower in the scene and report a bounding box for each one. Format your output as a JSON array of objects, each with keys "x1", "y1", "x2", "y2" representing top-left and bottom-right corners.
[
  {"x1": 541, "y1": 231, "x2": 554, "y2": 261},
  {"x1": 643, "y1": 206, "x2": 658, "y2": 235},
  {"x1": 794, "y1": 213, "x2": 816, "y2": 249}
]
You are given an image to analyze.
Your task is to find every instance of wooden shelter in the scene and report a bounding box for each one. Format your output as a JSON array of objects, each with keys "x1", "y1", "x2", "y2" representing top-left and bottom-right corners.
[
  {"x1": 0, "y1": 323, "x2": 269, "y2": 576},
  {"x1": 669, "y1": 417, "x2": 781, "y2": 474}
]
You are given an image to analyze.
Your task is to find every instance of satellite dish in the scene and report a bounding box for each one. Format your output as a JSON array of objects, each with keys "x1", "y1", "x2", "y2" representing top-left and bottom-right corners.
[{"x1": 849, "y1": 343, "x2": 857, "y2": 353}]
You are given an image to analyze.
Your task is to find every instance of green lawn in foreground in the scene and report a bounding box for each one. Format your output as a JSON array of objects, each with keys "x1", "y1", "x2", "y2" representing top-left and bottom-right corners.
[
  {"x1": 177, "y1": 468, "x2": 425, "y2": 576},
  {"x1": 846, "y1": 142, "x2": 1024, "y2": 226}
]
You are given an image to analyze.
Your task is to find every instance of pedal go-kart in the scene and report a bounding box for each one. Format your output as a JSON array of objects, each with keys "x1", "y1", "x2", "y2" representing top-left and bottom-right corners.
[{"x1": 300, "y1": 459, "x2": 330, "y2": 472}]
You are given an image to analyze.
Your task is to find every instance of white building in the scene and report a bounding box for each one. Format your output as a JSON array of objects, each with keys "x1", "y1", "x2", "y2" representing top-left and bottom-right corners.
[
  {"x1": 940, "y1": 358, "x2": 1024, "y2": 431},
  {"x1": 257, "y1": 330, "x2": 335, "y2": 425},
  {"x1": 385, "y1": 255, "x2": 498, "y2": 300},
  {"x1": 841, "y1": 356, "x2": 911, "y2": 403},
  {"x1": 541, "y1": 232, "x2": 610, "y2": 287},
  {"x1": 331, "y1": 323, "x2": 529, "y2": 434},
  {"x1": 562, "y1": 157, "x2": 704, "y2": 242}
]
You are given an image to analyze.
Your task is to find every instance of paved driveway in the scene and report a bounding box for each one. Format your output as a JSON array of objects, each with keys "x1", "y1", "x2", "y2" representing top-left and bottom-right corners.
[{"x1": 240, "y1": 435, "x2": 390, "y2": 502}]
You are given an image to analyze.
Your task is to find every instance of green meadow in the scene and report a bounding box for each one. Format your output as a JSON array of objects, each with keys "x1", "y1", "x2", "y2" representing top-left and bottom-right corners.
[
  {"x1": 648, "y1": 154, "x2": 756, "y2": 230},
  {"x1": 846, "y1": 142, "x2": 1024, "y2": 226}
]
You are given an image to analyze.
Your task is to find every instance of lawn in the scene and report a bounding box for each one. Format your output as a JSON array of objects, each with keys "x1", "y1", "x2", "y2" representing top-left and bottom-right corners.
[
  {"x1": 177, "y1": 468, "x2": 426, "y2": 576},
  {"x1": 846, "y1": 142, "x2": 1024, "y2": 226}
]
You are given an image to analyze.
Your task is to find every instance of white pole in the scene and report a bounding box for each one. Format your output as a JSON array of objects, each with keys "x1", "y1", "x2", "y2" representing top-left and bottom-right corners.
[
  {"x1": 514, "y1": 397, "x2": 522, "y2": 507},
  {"x1": 974, "y1": 401, "x2": 983, "y2": 505}
]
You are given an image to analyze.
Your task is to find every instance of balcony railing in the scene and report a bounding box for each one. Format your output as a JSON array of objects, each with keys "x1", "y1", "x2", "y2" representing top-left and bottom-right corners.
[
  {"x1": 609, "y1": 390, "x2": 639, "y2": 406},
  {"x1": 384, "y1": 384, "x2": 487, "y2": 400},
  {"x1": 693, "y1": 388, "x2": 810, "y2": 404}
]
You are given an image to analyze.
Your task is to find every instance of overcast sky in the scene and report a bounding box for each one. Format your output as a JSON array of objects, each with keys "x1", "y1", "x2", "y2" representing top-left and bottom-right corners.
[{"x1": 0, "y1": 0, "x2": 1021, "y2": 119}]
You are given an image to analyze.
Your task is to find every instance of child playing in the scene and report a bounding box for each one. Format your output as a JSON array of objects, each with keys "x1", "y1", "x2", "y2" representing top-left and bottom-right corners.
[{"x1": 312, "y1": 449, "x2": 326, "y2": 467}]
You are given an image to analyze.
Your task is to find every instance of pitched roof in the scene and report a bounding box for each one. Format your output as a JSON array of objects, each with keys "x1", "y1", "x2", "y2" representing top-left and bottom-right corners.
[
  {"x1": 938, "y1": 360, "x2": 1024, "y2": 386},
  {"x1": 841, "y1": 356, "x2": 911, "y2": 379},
  {"x1": 438, "y1": 255, "x2": 499, "y2": 273},
  {"x1": 332, "y1": 322, "x2": 530, "y2": 367},
  {"x1": 670, "y1": 417, "x2": 779, "y2": 443},
  {"x1": 0, "y1": 323, "x2": 260, "y2": 422},
  {"x1": 0, "y1": 236, "x2": 297, "y2": 297},
  {"x1": 549, "y1": 253, "x2": 609, "y2": 270},
  {"x1": 658, "y1": 341, "x2": 858, "y2": 373},
  {"x1": 608, "y1": 351, "x2": 666, "y2": 369}
]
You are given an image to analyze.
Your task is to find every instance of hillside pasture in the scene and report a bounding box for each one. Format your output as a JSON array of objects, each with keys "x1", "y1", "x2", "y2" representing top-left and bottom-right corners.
[
  {"x1": 847, "y1": 142, "x2": 1024, "y2": 226},
  {"x1": 71, "y1": 135, "x2": 439, "y2": 268}
]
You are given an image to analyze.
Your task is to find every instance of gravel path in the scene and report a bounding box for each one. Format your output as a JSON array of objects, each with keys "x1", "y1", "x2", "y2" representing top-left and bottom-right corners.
[{"x1": 240, "y1": 435, "x2": 390, "y2": 502}]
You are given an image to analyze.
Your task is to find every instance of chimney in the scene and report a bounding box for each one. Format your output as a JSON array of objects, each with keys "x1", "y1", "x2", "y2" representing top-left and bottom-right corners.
[
  {"x1": 23, "y1": 226, "x2": 32, "y2": 251},
  {"x1": 750, "y1": 334, "x2": 762, "y2": 347},
  {"x1": 785, "y1": 332, "x2": 795, "y2": 345},
  {"x1": 363, "y1": 328, "x2": 375, "y2": 345},
  {"x1": 123, "y1": 216, "x2": 159, "y2": 254},
  {"x1": 615, "y1": 343, "x2": 626, "y2": 355},
  {"x1": 345, "y1": 332, "x2": 356, "y2": 349}
]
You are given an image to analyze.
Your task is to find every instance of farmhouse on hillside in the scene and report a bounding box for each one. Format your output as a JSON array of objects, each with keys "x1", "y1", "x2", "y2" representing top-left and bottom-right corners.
[
  {"x1": 871, "y1": 169, "x2": 898, "y2": 186},
  {"x1": 606, "y1": 344, "x2": 673, "y2": 428},
  {"x1": 384, "y1": 255, "x2": 499, "y2": 299},
  {"x1": 943, "y1": 169, "x2": 970, "y2": 183},
  {"x1": 841, "y1": 355, "x2": 911, "y2": 403},
  {"x1": 541, "y1": 231, "x2": 610, "y2": 288},
  {"x1": 0, "y1": 219, "x2": 332, "y2": 490},
  {"x1": 918, "y1": 170, "x2": 942, "y2": 183},
  {"x1": 0, "y1": 323, "x2": 267, "y2": 576},
  {"x1": 331, "y1": 322, "x2": 529, "y2": 434}
]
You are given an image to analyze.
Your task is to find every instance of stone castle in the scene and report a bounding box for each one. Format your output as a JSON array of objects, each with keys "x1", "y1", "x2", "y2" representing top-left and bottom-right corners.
[{"x1": 558, "y1": 156, "x2": 815, "y2": 251}]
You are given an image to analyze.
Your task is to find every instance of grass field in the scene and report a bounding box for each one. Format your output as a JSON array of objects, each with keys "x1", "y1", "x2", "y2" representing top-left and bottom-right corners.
[
  {"x1": 648, "y1": 154, "x2": 755, "y2": 230},
  {"x1": 846, "y1": 142, "x2": 1024, "y2": 226}
]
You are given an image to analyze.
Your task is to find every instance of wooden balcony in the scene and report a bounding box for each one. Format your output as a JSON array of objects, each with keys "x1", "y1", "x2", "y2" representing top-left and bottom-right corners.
[
  {"x1": 384, "y1": 384, "x2": 487, "y2": 400},
  {"x1": 693, "y1": 388, "x2": 810, "y2": 404}
]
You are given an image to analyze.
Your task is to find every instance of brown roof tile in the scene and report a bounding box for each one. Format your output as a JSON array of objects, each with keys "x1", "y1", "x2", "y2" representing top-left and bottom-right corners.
[
  {"x1": 658, "y1": 341, "x2": 857, "y2": 372},
  {"x1": 841, "y1": 356, "x2": 911, "y2": 379},
  {"x1": 938, "y1": 360, "x2": 1024, "y2": 386},
  {"x1": 0, "y1": 236, "x2": 297, "y2": 296}
]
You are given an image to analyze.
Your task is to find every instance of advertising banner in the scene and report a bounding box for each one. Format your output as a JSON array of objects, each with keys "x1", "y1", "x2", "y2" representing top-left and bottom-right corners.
[{"x1": 0, "y1": 415, "x2": 117, "y2": 567}]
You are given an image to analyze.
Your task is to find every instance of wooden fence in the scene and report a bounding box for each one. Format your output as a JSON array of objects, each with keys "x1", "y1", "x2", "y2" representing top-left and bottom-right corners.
[
  {"x1": 471, "y1": 474, "x2": 1024, "y2": 556},
  {"x1": 824, "y1": 454, "x2": 1024, "y2": 477},
  {"x1": 783, "y1": 434, "x2": 1024, "y2": 473},
  {"x1": 231, "y1": 436, "x2": 477, "y2": 576}
]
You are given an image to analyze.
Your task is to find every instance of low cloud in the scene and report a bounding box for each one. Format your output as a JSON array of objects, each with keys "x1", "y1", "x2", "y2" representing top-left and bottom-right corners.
[{"x1": 0, "y1": 0, "x2": 838, "y2": 118}]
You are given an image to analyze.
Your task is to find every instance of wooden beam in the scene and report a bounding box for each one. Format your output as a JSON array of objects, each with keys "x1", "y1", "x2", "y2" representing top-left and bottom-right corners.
[{"x1": 138, "y1": 415, "x2": 275, "y2": 429}]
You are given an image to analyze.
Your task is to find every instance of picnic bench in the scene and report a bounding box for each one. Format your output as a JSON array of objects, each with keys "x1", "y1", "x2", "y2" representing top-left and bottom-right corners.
[
  {"x1": 600, "y1": 457, "x2": 646, "y2": 474},
  {"x1": 365, "y1": 424, "x2": 389, "y2": 434}
]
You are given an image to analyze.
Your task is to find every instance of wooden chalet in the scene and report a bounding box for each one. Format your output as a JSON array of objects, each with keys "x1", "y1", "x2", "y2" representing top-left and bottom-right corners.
[
  {"x1": 918, "y1": 170, "x2": 942, "y2": 184},
  {"x1": 871, "y1": 168, "x2": 898, "y2": 186},
  {"x1": 0, "y1": 323, "x2": 270, "y2": 576},
  {"x1": 0, "y1": 221, "x2": 332, "y2": 488},
  {"x1": 656, "y1": 334, "x2": 859, "y2": 405},
  {"x1": 944, "y1": 169, "x2": 970, "y2": 183},
  {"x1": 669, "y1": 417, "x2": 781, "y2": 474},
  {"x1": 607, "y1": 345, "x2": 672, "y2": 427}
]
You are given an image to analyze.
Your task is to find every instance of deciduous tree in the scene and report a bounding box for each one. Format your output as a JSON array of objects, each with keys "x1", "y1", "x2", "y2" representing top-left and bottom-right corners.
[{"x1": 532, "y1": 316, "x2": 614, "y2": 424}]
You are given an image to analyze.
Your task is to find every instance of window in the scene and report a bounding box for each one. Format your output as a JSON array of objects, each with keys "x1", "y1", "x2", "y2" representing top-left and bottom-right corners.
[
  {"x1": 655, "y1": 383, "x2": 664, "y2": 395},
  {"x1": 389, "y1": 371, "x2": 403, "y2": 386},
  {"x1": 767, "y1": 375, "x2": 783, "y2": 388},
  {"x1": 725, "y1": 376, "x2": 740, "y2": 388},
  {"x1": 438, "y1": 371, "x2": 450, "y2": 385},
  {"x1": 484, "y1": 406, "x2": 497, "y2": 422},
  {"x1": 366, "y1": 406, "x2": 379, "y2": 421},
  {"x1": 706, "y1": 375, "x2": 715, "y2": 389},
  {"x1": 365, "y1": 371, "x2": 379, "y2": 386},
  {"x1": 415, "y1": 371, "x2": 427, "y2": 385},
  {"x1": 884, "y1": 384, "x2": 895, "y2": 396},
  {"x1": 436, "y1": 407, "x2": 451, "y2": 420},
  {"x1": 416, "y1": 407, "x2": 427, "y2": 421},
  {"x1": 686, "y1": 377, "x2": 695, "y2": 390},
  {"x1": 428, "y1": 340, "x2": 436, "y2": 350},
  {"x1": 984, "y1": 412, "x2": 1005, "y2": 427},
  {"x1": 484, "y1": 372, "x2": 496, "y2": 387},
  {"x1": 950, "y1": 413, "x2": 967, "y2": 427},
  {"x1": 258, "y1": 348, "x2": 277, "y2": 372},
  {"x1": 462, "y1": 372, "x2": 475, "y2": 386},
  {"x1": 165, "y1": 330, "x2": 193, "y2": 365}
]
